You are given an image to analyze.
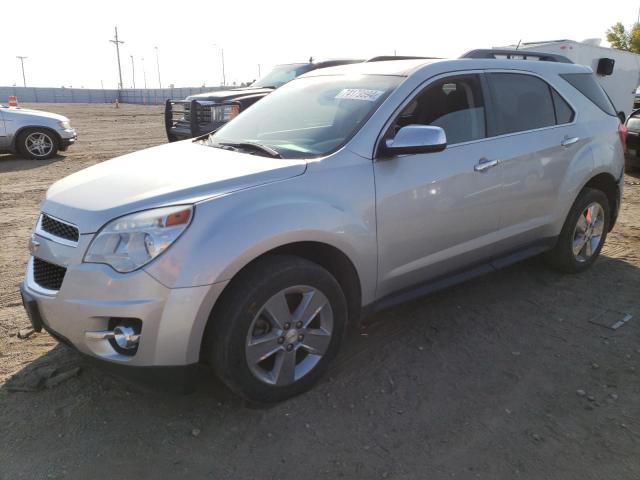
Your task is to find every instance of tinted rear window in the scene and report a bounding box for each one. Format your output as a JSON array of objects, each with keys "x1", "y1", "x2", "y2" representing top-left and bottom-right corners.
[
  {"x1": 488, "y1": 73, "x2": 556, "y2": 135},
  {"x1": 560, "y1": 73, "x2": 617, "y2": 116}
]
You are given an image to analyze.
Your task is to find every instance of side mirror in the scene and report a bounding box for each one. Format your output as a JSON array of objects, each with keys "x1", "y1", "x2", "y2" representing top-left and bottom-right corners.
[{"x1": 383, "y1": 125, "x2": 447, "y2": 156}]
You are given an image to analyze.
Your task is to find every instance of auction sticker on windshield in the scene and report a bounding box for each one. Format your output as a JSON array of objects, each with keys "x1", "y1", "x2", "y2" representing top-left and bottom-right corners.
[{"x1": 335, "y1": 89, "x2": 384, "y2": 102}]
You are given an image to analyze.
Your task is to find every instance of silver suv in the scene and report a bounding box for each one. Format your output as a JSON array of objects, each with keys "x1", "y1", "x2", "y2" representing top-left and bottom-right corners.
[
  {"x1": 21, "y1": 57, "x2": 625, "y2": 402},
  {"x1": 0, "y1": 105, "x2": 77, "y2": 159}
]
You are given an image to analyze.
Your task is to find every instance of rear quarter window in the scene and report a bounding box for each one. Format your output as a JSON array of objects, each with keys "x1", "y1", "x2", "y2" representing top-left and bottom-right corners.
[
  {"x1": 560, "y1": 73, "x2": 617, "y2": 116},
  {"x1": 551, "y1": 90, "x2": 575, "y2": 124}
]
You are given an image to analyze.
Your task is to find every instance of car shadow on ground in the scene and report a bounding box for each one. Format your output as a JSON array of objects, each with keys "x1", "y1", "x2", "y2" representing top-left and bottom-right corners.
[
  {"x1": 0, "y1": 153, "x2": 66, "y2": 173},
  {"x1": 1, "y1": 254, "x2": 639, "y2": 478}
]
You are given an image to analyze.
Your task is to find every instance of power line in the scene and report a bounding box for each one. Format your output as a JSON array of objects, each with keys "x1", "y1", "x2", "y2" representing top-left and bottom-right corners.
[
  {"x1": 16, "y1": 56, "x2": 27, "y2": 87},
  {"x1": 109, "y1": 26, "x2": 124, "y2": 89}
]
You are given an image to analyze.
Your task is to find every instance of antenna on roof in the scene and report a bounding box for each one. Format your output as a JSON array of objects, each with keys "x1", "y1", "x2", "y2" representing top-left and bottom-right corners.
[{"x1": 515, "y1": 39, "x2": 521, "y2": 50}]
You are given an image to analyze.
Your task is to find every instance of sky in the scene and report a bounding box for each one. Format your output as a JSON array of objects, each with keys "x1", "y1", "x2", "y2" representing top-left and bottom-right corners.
[{"x1": 1, "y1": 0, "x2": 638, "y2": 89}]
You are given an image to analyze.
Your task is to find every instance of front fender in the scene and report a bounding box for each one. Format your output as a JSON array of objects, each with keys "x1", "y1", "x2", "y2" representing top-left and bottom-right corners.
[{"x1": 144, "y1": 160, "x2": 378, "y2": 305}]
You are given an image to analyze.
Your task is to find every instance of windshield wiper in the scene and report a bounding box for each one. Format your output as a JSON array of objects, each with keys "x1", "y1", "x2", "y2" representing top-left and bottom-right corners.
[
  {"x1": 219, "y1": 142, "x2": 282, "y2": 158},
  {"x1": 207, "y1": 142, "x2": 238, "y2": 152}
]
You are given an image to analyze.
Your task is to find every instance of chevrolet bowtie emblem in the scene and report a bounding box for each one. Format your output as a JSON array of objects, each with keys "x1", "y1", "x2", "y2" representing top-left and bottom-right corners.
[{"x1": 29, "y1": 234, "x2": 40, "y2": 254}]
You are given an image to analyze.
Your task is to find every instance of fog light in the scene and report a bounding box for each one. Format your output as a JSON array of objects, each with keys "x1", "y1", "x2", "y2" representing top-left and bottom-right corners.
[{"x1": 113, "y1": 326, "x2": 140, "y2": 349}]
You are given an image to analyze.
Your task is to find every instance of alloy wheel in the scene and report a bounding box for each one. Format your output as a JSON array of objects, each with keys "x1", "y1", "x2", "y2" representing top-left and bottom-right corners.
[
  {"x1": 25, "y1": 132, "x2": 54, "y2": 157},
  {"x1": 245, "y1": 285, "x2": 333, "y2": 386},
  {"x1": 572, "y1": 202, "x2": 605, "y2": 263}
]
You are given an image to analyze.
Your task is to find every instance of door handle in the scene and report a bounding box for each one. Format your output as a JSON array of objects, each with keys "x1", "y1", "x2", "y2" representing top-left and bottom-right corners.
[
  {"x1": 474, "y1": 158, "x2": 499, "y2": 172},
  {"x1": 561, "y1": 136, "x2": 579, "y2": 147}
]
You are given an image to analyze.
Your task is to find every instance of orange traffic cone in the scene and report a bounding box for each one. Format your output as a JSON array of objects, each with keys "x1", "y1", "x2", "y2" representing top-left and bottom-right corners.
[{"x1": 8, "y1": 96, "x2": 18, "y2": 107}]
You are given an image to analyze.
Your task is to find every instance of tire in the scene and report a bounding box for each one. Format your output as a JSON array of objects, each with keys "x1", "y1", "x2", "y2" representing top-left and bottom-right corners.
[
  {"x1": 546, "y1": 188, "x2": 610, "y2": 273},
  {"x1": 16, "y1": 128, "x2": 59, "y2": 160},
  {"x1": 207, "y1": 254, "x2": 347, "y2": 403}
]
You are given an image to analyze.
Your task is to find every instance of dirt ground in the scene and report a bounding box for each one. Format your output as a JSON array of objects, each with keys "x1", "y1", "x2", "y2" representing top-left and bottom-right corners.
[{"x1": 0, "y1": 103, "x2": 639, "y2": 479}]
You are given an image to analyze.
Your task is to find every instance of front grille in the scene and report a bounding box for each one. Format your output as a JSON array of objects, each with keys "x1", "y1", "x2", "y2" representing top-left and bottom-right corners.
[
  {"x1": 41, "y1": 214, "x2": 79, "y2": 242},
  {"x1": 33, "y1": 258, "x2": 67, "y2": 291},
  {"x1": 198, "y1": 107, "x2": 212, "y2": 124},
  {"x1": 184, "y1": 103, "x2": 212, "y2": 124}
]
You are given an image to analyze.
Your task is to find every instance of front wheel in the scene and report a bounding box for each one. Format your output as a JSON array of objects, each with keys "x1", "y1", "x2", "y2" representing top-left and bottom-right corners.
[
  {"x1": 17, "y1": 128, "x2": 59, "y2": 160},
  {"x1": 207, "y1": 255, "x2": 347, "y2": 403},
  {"x1": 547, "y1": 187, "x2": 610, "y2": 273}
]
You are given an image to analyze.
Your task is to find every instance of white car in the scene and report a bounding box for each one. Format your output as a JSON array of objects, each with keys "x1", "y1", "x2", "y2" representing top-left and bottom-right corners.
[{"x1": 0, "y1": 105, "x2": 77, "y2": 159}]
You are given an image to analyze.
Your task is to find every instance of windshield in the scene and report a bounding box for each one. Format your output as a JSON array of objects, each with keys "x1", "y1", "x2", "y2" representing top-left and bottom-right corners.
[
  {"x1": 208, "y1": 75, "x2": 401, "y2": 159},
  {"x1": 252, "y1": 64, "x2": 313, "y2": 88}
]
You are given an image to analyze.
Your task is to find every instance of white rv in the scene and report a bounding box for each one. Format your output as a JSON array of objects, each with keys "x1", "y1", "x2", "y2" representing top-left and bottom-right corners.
[{"x1": 497, "y1": 39, "x2": 640, "y2": 116}]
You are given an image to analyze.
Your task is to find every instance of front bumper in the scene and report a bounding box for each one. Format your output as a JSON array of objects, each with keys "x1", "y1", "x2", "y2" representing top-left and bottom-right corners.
[
  {"x1": 58, "y1": 128, "x2": 78, "y2": 148},
  {"x1": 21, "y1": 238, "x2": 227, "y2": 367},
  {"x1": 20, "y1": 285, "x2": 203, "y2": 390}
]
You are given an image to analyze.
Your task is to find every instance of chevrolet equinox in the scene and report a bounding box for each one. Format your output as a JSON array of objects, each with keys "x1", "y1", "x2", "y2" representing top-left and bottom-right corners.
[{"x1": 21, "y1": 57, "x2": 625, "y2": 402}]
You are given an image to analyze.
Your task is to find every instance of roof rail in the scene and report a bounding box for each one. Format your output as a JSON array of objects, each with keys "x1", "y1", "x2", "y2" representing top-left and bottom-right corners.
[
  {"x1": 366, "y1": 55, "x2": 437, "y2": 62},
  {"x1": 461, "y1": 49, "x2": 573, "y2": 64}
]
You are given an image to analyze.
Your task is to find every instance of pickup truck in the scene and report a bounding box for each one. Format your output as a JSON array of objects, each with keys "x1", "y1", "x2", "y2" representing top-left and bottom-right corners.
[{"x1": 164, "y1": 59, "x2": 362, "y2": 142}]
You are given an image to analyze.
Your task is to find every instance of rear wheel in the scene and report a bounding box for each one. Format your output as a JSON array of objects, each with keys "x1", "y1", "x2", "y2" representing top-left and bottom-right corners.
[
  {"x1": 547, "y1": 188, "x2": 610, "y2": 273},
  {"x1": 208, "y1": 255, "x2": 347, "y2": 403},
  {"x1": 17, "y1": 128, "x2": 59, "y2": 160}
]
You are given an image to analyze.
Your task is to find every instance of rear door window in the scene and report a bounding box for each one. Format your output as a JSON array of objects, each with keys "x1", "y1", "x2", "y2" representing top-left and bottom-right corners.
[
  {"x1": 560, "y1": 72, "x2": 617, "y2": 116},
  {"x1": 487, "y1": 73, "x2": 556, "y2": 135}
]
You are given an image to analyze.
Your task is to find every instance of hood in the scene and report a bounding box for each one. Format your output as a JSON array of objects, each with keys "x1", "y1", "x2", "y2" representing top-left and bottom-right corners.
[
  {"x1": 0, "y1": 106, "x2": 68, "y2": 122},
  {"x1": 43, "y1": 140, "x2": 307, "y2": 233},
  {"x1": 186, "y1": 87, "x2": 274, "y2": 102}
]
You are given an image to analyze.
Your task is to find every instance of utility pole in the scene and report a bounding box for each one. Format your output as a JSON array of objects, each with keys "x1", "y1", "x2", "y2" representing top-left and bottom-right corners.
[
  {"x1": 109, "y1": 26, "x2": 124, "y2": 89},
  {"x1": 141, "y1": 57, "x2": 147, "y2": 89},
  {"x1": 130, "y1": 55, "x2": 136, "y2": 89},
  {"x1": 213, "y1": 44, "x2": 226, "y2": 86},
  {"x1": 16, "y1": 56, "x2": 27, "y2": 87},
  {"x1": 154, "y1": 47, "x2": 162, "y2": 89},
  {"x1": 221, "y1": 48, "x2": 226, "y2": 86}
]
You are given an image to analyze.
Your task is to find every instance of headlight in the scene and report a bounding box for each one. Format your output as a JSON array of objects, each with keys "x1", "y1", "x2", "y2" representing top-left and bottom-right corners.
[
  {"x1": 211, "y1": 104, "x2": 240, "y2": 122},
  {"x1": 84, "y1": 205, "x2": 193, "y2": 273},
  {"x1": 58, "y1": 120, "x2": 72, "y2": 130}
]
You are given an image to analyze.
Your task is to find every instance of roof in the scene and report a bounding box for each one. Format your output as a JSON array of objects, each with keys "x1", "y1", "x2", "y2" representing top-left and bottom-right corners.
[
  {"x1": 520, "y1": 39, "x2": 572, "y2": 46},
  {"x1": 302, "y1": 57, "x2": 591, "y2": 78},
  {"x1": 313, "y1": 59, "x2": 364, "y2": 68},
  {"x1": 304, "y1": 59, "x2": 442, "y2": 77},
  {"x1": 274, "y1": 59, "x2": 363, "y2": 68}
]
